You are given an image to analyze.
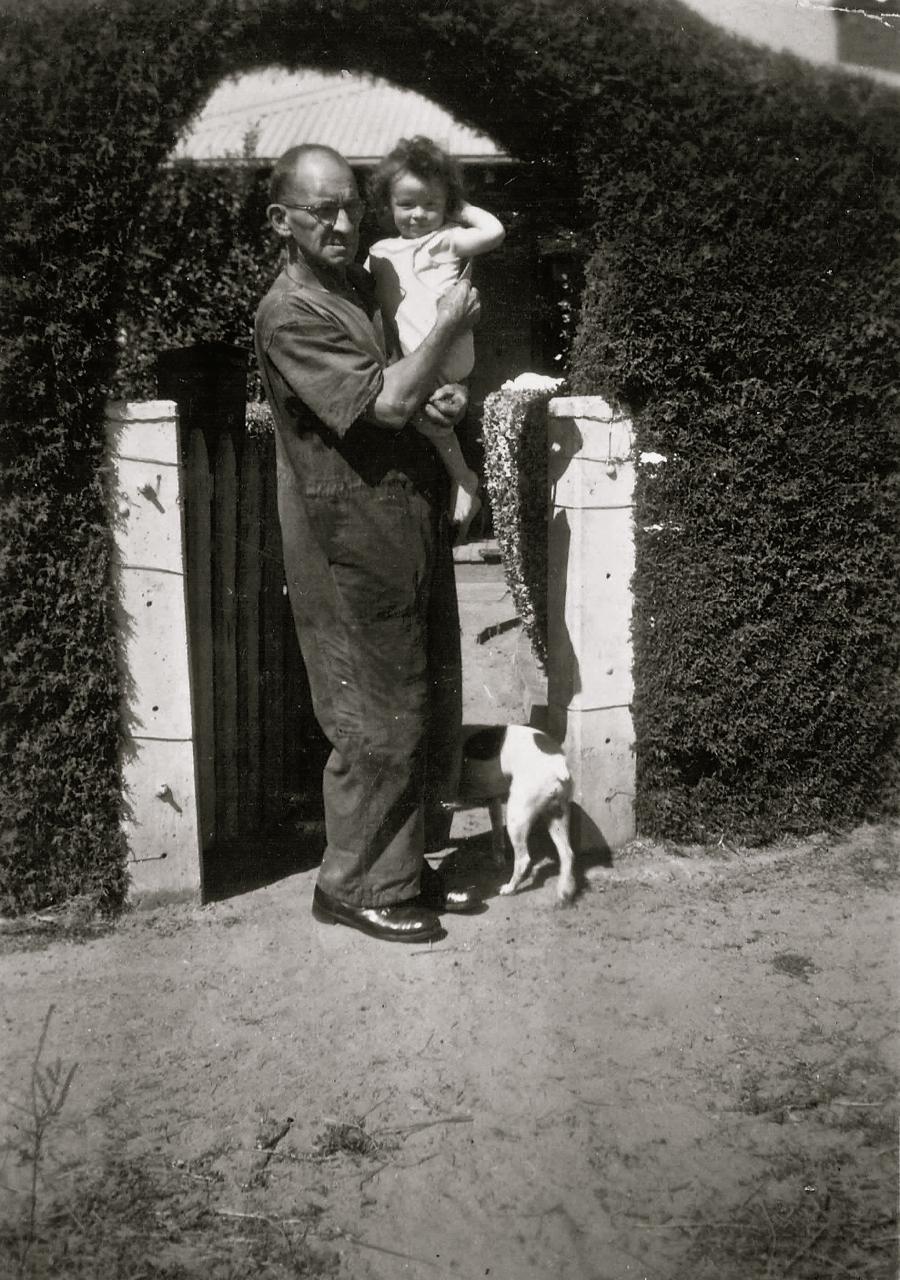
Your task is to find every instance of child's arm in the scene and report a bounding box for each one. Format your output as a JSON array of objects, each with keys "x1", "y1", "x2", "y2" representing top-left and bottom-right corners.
[
  {"x1": 414, "y1": 389, "x2": 481, "y2": 533},
  {"x1": 414, "y1": 411, "x2": 472, "y2": 485},
  {"x1": 445, "y1": 202, "x2": 506, "y2": 258}
]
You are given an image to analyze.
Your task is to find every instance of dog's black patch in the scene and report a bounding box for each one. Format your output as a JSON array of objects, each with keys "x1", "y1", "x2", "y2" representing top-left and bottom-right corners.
[{"x1": 463, "y1": 727, "x2": 507, "y2": 761}]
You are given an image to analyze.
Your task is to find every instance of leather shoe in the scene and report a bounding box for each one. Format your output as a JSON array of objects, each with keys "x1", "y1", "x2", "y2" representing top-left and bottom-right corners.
[
  {"x1": 312, "y1": 885, "x2": 444, "y2": 942},
  {"x1": 418, "y1": 861, "x2": 482, "y2": 914}
]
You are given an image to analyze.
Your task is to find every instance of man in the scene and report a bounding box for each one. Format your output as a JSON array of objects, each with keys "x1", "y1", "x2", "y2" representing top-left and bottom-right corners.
[{"x1": 254, "y1": 144, "x2": 482, "y2": 942}]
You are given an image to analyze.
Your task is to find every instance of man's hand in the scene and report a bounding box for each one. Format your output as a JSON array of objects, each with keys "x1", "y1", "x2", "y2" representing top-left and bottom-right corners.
[
  {"x1": 435, "y1": 280, "x2": 481, "y2": 335},
  {"x1": 424, "y1": 383, "x2": 468, "y2": 429},
  {"x1": 368, "y1": 288, "x2": 477, "y2": 431}
]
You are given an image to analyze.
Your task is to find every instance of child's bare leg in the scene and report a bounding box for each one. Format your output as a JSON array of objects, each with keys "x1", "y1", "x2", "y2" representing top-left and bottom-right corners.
[{"x1": 414, "y1": 415, "x2": 481, "y2": 537}]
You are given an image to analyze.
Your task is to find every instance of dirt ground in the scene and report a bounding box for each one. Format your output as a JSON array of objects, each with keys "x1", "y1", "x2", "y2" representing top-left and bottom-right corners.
[{"x1": 1, "y1": 559, "x2": 897, "y2": 1280}]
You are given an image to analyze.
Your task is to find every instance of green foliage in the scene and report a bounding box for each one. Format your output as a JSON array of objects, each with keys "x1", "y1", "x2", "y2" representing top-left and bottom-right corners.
[
  {"x1": 568, "y1": 10, "x2": 900, "y2": 840},
  {"x1": 1, "y1": 0, "x2": 241, "y2": 912},
  {"x1": 481, "y1": 388, "x2": 558, "y2": 668},
  {"x1": 114, "y1": 161, "x2": 280, "y2": 400}
]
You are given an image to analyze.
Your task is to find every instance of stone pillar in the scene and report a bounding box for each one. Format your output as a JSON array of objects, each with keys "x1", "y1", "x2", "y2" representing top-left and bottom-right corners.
[
  {"x1": 106, "y1": 400, "x2": 202, "y2": 902},
  {"x1": 546, "y1": 396, "x2": 636, "y2": 853}
]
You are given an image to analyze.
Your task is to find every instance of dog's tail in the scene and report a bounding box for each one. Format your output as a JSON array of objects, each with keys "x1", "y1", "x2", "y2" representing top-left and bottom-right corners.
[{"x1": 547, "y1": 759, "x2": 574, "y2": 815}]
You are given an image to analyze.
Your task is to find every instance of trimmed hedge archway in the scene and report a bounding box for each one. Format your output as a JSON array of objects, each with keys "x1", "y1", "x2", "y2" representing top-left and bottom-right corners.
[{"x1": 3, "y1": 0, "x2": 898, "y2": 911}]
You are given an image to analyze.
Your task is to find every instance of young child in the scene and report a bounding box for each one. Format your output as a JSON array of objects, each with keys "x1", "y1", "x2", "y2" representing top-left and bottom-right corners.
[{"x1": 366, "y1": 136, "x2": 505, "y2": 536}]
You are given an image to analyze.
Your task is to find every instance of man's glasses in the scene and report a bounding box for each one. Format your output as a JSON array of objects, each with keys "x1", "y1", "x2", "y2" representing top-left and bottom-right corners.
[{"x1": 280, "y1": 199, "x2": 366, "y2": 228}]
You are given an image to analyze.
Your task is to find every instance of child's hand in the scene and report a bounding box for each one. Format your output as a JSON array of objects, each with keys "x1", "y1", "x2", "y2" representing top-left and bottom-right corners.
[{"x1": 425, "y1": 383, "x2": 468, "y2": 426}]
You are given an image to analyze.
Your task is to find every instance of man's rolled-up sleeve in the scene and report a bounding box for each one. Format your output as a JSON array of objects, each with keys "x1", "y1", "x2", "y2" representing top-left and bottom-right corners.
[{"x1": 265, "y1": 313, "x2": 385, "y2": 437}]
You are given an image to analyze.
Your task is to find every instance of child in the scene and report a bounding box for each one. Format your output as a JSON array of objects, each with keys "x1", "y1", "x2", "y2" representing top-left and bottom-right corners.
[{"x1": 367, "y1": 136, "x2": 505, "y2": 536}]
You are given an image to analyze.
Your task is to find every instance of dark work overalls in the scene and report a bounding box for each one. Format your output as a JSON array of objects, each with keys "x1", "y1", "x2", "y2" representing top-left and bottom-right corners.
[{"x1": 254, "y1": 262, "x2": 461, "y2": 908}]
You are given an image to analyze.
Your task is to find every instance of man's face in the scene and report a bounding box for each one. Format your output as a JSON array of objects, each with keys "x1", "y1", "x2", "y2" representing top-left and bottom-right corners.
[{"x1": 269, "y1": 154, "x2": 362, "y2": 273}]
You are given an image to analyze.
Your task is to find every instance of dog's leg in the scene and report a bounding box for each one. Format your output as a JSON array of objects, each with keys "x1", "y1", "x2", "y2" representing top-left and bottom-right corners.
[
  {"x1": 487, "y1": 798, "x2": 507, "y2": 867},
  {"x1": 548, "y1": 803, "x2": 577, "y2": 904},
  {"x1": 499, "y1": 801, "x2": 533, "y2": 896}
]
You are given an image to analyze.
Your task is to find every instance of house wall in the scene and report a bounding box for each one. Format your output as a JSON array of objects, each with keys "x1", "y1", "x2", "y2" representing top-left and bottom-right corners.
[{"x1": 682, "y1": 0, "x2": 900, "y2": 83}]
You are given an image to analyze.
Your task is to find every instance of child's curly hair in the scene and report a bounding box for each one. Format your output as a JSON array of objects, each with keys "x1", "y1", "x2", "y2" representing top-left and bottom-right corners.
[{"x1": 367, "y1": 135, "x2": 466, "y2": 227}]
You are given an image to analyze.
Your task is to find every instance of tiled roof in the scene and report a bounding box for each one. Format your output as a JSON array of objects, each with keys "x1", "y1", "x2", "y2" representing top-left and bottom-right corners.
[{"x1": 173, "y1": 69, "x2": 507, "y2": 164}]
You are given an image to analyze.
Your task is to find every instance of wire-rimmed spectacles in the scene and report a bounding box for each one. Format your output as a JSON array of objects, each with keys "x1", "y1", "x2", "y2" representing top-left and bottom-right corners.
[{"x1": 279, "y1": 199, "x2": 366, "y2": 228}]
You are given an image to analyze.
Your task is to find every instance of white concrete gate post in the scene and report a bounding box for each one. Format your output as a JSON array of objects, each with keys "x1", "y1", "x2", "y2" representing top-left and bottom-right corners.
[
  {"x1": 546, "y1": 396, "x2": 636, "y2": 854},
  {"x1": 106, "y1": 400, "x2": 202, "y2": 902}
]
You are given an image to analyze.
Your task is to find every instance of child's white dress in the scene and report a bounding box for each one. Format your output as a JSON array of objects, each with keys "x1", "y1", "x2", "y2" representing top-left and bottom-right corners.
[{"x1": 367, "y1": 226, "x2": 474, "y2": 384}]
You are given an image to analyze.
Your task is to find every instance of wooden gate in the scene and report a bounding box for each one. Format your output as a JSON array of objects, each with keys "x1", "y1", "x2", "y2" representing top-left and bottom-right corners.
[{"x1": 157, "y1": 344, "x2": 327, "y2": 892}]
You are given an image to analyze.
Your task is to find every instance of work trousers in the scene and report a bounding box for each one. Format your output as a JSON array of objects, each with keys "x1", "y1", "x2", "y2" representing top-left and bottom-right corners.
[{"x1": 279, "y1": 475, "x2": 462, "y2": 907}]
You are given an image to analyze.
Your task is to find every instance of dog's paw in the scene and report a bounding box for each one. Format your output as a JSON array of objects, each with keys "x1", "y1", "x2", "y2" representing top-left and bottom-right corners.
[
  {"x1": 498, "y1": 880, "x2": 517, "y2": 896},
  {"x1": 555, "y1": 881, "x2": 577, "y2": 906}
]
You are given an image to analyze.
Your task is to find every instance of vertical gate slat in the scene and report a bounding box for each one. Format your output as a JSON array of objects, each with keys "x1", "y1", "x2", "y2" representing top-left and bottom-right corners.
[
  {"x1": 213, "y1": 431, "x2": 239, "y2": 838},
  {"x1": 261, "y1": 454, "x2": 286, "y2": 826},
  {"x1": 185, "y1": 424, "x2": 216, "y2": 856},
  {"x1": 237, "y1": 435, "x2": 263, "y2": 835},
  {"x1": 282, "y1": 574, "x2": 301, "y2": 815}
]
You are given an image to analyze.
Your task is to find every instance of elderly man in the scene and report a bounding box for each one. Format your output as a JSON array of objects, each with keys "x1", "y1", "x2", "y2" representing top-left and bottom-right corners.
[{"x1": 254, "y1": 144, "x2": 482, "y2": 942}]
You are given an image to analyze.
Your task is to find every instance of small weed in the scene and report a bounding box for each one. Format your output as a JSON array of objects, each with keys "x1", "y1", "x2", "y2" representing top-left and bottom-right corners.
[
  {"x1": 0, "y1": 896, "x2": 114, "y2": 955},
  {"x1": 675, "y1": 1158, "x2": 896, "y2": 1280},
  {"x1": 242, "y1": 1110, "x2": 296, "y2": 1190},
  {"x1": 1, "y1": 1153, "x2": 337, "y2": 1278},
  {"x1": 255, "y1": 1113, "x2": 295, "y2": 1153},
  {"x1": 311, "y1": 1116, "x2": 385, "y2": 1159},
  {"x1": 771, "y1": 951, "x2": 819, "y2": 982},
  {"x1": 0, "y1": 1005, "x2": 78, "y2": 1279}
]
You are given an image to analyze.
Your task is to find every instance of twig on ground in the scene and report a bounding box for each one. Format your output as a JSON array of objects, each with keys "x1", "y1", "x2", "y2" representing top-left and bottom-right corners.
[
  {"x1": 831, "y1": 1099, "x2": 885, "y2": 1108},
  {"x1": 335, "y1": 1228, "x2": 440, "y2": 1266},
  {"x1": 216, "y1": 1208, "x2": 440, "y2": 1268},
  {"x1": 357, "y1": 1149, "x2": 441, "y2": 1187},
  {"x1": 379, "y1": 1115, "x2": 473, "y2": 1137},
  {"x1": 758, "y1": 1198, "x2": 778, "y2": 1261},
  {"x1": 808, "y1": 1254, "x2": 862, "y2": 1276},
  {"x1": 409, "y1": 946, "x2": 469, "y2": 957},
  {"x1": 214, "y1": 1208, "x2": 310, "y2": 1228},
  {"x1": 779, "y1": 1220, "x2": 831, "y2": 1278},
  {"x1": 636, "y1": 1218, "x2": 766, "y2": 1231}
]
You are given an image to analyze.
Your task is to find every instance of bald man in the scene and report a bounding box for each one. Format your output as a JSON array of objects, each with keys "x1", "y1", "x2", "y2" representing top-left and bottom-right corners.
[{"x1": 255, "y1": 145, "x2": 482, "y2": 942}]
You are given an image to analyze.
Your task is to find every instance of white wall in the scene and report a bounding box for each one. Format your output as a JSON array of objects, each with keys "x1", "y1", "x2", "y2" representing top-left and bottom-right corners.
[{"x1": 681, "y1": 0, "x2": 900, "y2": 85}]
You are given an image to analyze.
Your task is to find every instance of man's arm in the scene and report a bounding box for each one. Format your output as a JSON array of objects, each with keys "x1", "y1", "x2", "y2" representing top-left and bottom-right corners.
[{"x1": 365, "y1": 279, "x2": 480, "y2": 431}]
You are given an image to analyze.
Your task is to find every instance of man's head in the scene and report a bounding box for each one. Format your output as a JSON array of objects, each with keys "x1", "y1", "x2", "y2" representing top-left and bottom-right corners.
[{"x1": 267, "y1": 145, "x2": 364, "y2": 276}]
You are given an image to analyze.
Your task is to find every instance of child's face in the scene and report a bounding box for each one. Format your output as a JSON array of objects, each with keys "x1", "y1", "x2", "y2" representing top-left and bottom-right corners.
[{"x1": 389, "y1": 171, "x2": 448, "y2": 239}]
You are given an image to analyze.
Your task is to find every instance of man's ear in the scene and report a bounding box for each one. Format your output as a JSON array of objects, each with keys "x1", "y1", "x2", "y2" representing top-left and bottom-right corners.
[{"x1": 267, "y1": 203, "x2": 293, "y2": 239}]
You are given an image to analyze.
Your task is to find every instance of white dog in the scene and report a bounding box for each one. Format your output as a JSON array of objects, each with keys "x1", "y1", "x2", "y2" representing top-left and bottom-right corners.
[{"x1": 454, "y1": 725, "x2": 577, "y2": 903}]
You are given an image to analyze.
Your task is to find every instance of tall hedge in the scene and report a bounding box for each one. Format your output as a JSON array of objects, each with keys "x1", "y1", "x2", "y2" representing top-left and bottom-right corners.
[
  {"x1": 114, "y1": 161, "x2": 279, "y2": 400},
  {"x1": 568, "y1": 12, "x2": 900, "y2": 841},
  {"x1": 1, "y1": 0, "x2": 242, "y2": 912},
  {"x1": 2, "y1": 0, "x2": 898, "y2": 910}
]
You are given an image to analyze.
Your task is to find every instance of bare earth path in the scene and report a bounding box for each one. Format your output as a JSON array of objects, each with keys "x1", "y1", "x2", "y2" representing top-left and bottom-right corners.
[{"x1": 1, "y1": 561, "x2": 897, "y2": 1279}]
